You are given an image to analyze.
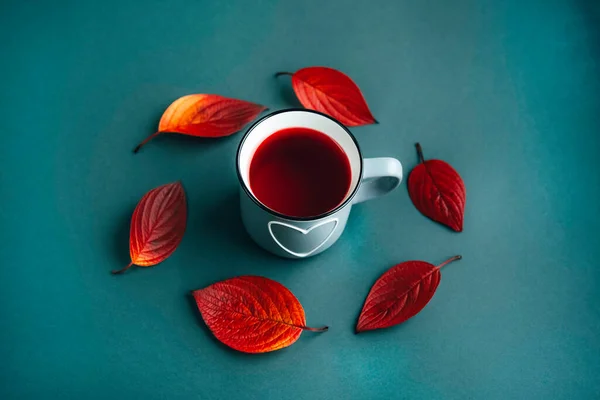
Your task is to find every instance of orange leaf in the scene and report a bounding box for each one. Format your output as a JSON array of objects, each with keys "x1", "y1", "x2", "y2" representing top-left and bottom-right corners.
[
  {"x1": 112, "y1": 182, "x2": 187, "y2": 274},
  {"x1": 134, "y1": 94, "x2": 267, "y2": 153},
  {"x1": 276, "y1": 67, "x2": 377, "y2": 126},
  {"x1": 193, "y1": 276, "x2": 328, "y2": 353}
]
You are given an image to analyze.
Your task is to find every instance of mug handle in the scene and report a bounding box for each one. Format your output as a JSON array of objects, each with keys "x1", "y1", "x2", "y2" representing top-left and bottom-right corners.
[{"x1": 352, "y1": 157, "x2": 403, "y2": 204}]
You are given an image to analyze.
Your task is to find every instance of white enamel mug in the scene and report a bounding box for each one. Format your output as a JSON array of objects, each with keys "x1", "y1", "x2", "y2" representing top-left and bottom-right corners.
[{"x1": 236, "y1": 109, "x2": 403, "y2": 259}]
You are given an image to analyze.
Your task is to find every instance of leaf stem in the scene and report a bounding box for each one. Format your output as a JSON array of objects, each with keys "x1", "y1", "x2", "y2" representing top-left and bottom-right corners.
[
  {"x1": 301, "y1": 325, "x2": 329, "y2": 332},
  {"x1": 112, "y1": 262, "x2": 134, "y2": 275},
  {"x1": 415, "y1": 142, "x2": 425, "y2": 164},
  {"x1": 274, "y1": 71, "x2": 293, "y2": 78},
  {"x1": 436, "y1": 255, "x2": 462, "y2": 269},
  {"x1": 133, "y1": 132, "x2": 161, "y2": 153}
]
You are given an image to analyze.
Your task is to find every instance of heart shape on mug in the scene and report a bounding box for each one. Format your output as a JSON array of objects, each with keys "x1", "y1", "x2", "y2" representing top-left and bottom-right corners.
[{"x1": 267, "y1": 218, "x2": 339, "y2": 258}]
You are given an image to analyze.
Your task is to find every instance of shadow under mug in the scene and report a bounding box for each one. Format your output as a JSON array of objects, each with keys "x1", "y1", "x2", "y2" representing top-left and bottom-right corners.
[{"x1": 236, "y1": 109, "x2": 403, "y2": 259}]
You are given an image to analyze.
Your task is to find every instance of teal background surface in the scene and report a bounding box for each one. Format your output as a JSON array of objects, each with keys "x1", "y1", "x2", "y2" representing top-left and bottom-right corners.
[{"x1": 1, "y1": 0, "x2": 599, "y2": 398}]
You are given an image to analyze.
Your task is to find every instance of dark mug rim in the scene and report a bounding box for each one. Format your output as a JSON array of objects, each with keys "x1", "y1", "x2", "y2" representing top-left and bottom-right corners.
[{"x1": 236, "y1": 108, "x2": 364, "y2": 222}]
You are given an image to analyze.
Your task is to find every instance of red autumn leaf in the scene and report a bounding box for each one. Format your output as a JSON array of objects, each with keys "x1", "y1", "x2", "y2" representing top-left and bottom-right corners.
[
  {"x1": 356, "y1": 256, "x2": 461, "y2": 333},
  {"x1": 193, "y1": 276, "x2": 328, "y2": 353},
  {"x1": 276, "y1": 67, "x2": 377, "y2": 126},
  {"x1": 407, "y1": 143, "x2": 466, "y2": 232},
  {"x1": 133, "y1": 94, "x2": 267, "y2": 153},
  {"x1": 112, "y1": 182, "x2": 187, "y2": 274}
]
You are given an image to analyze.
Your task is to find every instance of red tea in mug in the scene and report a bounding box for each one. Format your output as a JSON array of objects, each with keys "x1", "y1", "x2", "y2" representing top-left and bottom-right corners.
[{"x1": 249, "y1": 127, "x2": 352, "y2": 218}]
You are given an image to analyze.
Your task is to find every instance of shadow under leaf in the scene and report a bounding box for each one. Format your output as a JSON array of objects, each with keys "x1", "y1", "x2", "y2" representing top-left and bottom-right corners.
[{"x1": 111, "y1": 206, "x2": 132, "y2": 267}]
